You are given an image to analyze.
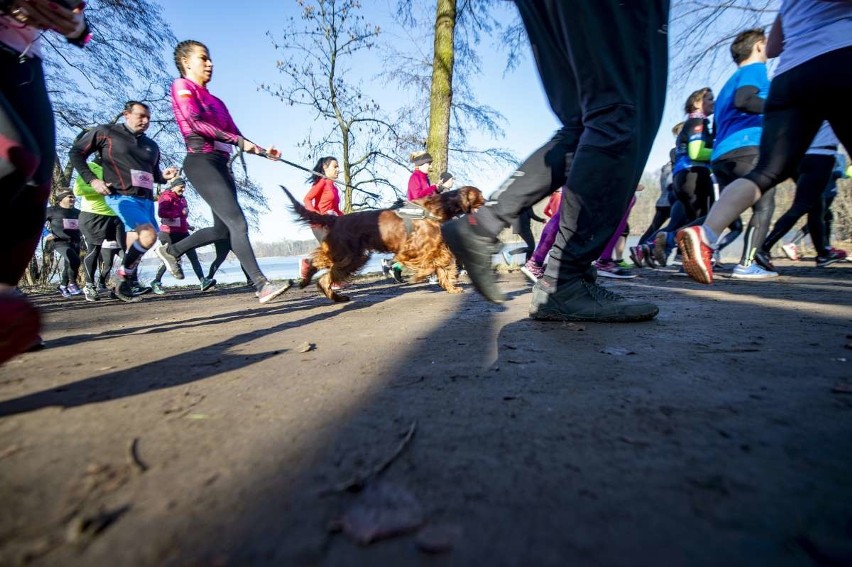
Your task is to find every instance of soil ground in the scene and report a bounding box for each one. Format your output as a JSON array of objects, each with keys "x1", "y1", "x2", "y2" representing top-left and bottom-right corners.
[{"x1": 1, "y1": 258, "x2": 851, "y2": 566}]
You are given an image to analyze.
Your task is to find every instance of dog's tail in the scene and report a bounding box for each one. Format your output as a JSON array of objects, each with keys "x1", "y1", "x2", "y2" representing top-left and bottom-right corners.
[{"x1": 280, "y1": 185, "x2": 339, "y2": 229}]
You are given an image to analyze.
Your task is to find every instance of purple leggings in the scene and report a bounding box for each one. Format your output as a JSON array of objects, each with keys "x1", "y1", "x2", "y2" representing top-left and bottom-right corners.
[{"x1": 532, "y1": 196, "x2": 636, "y2": 265}]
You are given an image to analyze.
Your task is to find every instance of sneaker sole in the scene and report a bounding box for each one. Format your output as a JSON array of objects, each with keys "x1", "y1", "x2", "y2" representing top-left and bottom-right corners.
[
  {"x1": 677, "y1": 230, "x2": 713, "y2": 284},
  {"x1": 155, "y1": 247, "x2": 184, "y2": 280},
  {"x1": 258, "y1": 279, "x2": 293, "y2": 304},
  {"x1": 596, "y1": 271, "x2": 637, "y2": 280},
  {"x1": 530, "y1": 306, "x2": 658, "y2": 323},
  {"x1": 114, "y1": 288, "x2": 143, "y2": 303},
  {"x1": 519, "y1": 267, "x2": 540, "y2": 284}
]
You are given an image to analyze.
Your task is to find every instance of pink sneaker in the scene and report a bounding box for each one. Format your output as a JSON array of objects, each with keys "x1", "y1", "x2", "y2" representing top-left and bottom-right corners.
[
  {"x1": 677, "y1": 226, "x2": 715, "y2": 284},
  {"x1": 520, "y1": 260, "x2": 544, "y2": 283}
]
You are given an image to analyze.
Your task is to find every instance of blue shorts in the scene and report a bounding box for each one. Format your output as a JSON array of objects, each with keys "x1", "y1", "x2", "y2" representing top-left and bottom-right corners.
[{"x1": 105, "y1": 195, "x2": 157, "y2": 232}]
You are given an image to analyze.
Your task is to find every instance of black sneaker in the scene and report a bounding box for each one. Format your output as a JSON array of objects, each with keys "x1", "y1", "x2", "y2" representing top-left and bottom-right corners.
[
  {"x1": 257, "y1": 279, "x2": 293, "y2": 304},
  {"x1": 114, "y1": 280, "x2": 143, "y2": 303},
  {"x1": 200, "y1": 277, "x2": 217, "y2": 292},
  {"x1": 441, "y1": 217, "x2": 504, "y2": 303},
  {"x1": 754, "y1": 249, "x2": 775, "y2": 272},
  {"x1": 529, "y1": 276, "x2": 658, "y2": 322},
  {"x1": 155, "y1": 245, "x2": 184, "y2": 279},
  {"x1": 816, "y1": 249, "x2": 847, "y2": 267},
  {"x1": 131, "y1": 283, "x2": 152, "y2": 296}
]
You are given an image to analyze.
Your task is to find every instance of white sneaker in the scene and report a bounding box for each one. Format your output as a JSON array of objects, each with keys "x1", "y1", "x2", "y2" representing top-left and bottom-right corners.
[
  {"x1": 731, "y1": 263, "x2": 779, "y2": 280},
  {"x1": 781, "y1": 243, "x2": 799, "y2": 261}
]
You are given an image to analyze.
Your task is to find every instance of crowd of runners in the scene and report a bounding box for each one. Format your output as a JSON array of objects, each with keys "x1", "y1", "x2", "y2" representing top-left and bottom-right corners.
[{"x1": 1, "y1": 0, "x2": 851, "y2": 365}]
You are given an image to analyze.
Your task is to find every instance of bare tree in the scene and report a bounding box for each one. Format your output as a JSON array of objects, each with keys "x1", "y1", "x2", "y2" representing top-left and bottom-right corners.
[
  {"x1": 388, "y1": 0, "x2": 518, "y2": 184},
  {"x1": 261, "y1": 0, "x2": 404, "y2": 211}
]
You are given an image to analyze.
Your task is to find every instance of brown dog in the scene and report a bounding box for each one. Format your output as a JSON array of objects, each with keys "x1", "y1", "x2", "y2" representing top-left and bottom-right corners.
[{"x1": 282, "y1": 185, "x2": 485, "y2": 302}]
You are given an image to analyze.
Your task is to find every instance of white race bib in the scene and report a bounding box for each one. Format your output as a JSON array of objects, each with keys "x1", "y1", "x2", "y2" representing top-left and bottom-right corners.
[
  {"x1": 63, "y1": 218, "x2": 80, "y2": 230},
  {"x1": 102, "y1": 240, "x2": 121, "y2": 250},
  {"x1": 161, "y1": 217, "x2": 182, "y2": 227},
  {"x1": 130, "y1": 169, "x2": 154, "y2": 190}
]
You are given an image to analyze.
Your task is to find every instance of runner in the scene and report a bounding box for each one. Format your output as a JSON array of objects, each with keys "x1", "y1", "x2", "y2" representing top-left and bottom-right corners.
[
  {"x1": 442, "y1": 0, "x2": 667, "y2": 322},
  {"x1": 150, "y1": 177, "x2": 211, "y2": 294},
  {"x1": 69, "y1": 101, "x2": 178, "y2": 303},
  {"x1": 679, "y1": 0, "x2": 852, "y2": 284},
  {"x1": 73, "y1": 156, "x2": 124, "y2": 301},
  {"x1": 407, "y1": 152, "x2": 438, "y2": 200},
  {"x1": 710, "y1": 28, "x2": 777, "y2": 280},
  {"x1": 758, "y1": 122, "x2": 847, "y2": 269},
  {"x1": 299, "y1": 157, "x2": 343, "y2": 285},
  {"x1": 155, "y1": 40, "x2": 291, "y2": 305},
  {"x1": 44, "y1": 190, "x2": 83, "y2": 297},
  {"x1": 1, "y1": 1, "x2": 89, "y2": 363}
]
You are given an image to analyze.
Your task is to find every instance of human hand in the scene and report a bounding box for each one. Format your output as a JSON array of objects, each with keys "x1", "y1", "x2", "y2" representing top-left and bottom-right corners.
[
  {"x1": 265, "y1": 146, "x2": 281, "y2": 160},
  {"x1": 91, "y1": 179, "x2": 112, "y2": 196},
  {"x1": 241, "y1": 139, "x2": 261, "y2": 155},
  {"x1": 162, "y1": 167, "x2": 179, "y2": 180},
  {"x1": 9, "y1": 0, "x2": 86, "y2": 38}
]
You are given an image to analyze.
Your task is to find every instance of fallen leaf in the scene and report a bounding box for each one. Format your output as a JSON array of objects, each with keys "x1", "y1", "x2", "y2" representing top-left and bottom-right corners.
[
  {"x1": 341, "y1": 482, "x2": 424, "y2": 545},
  {"x1": 601, "y1": 347, "x2": 635, "y2": 356},
  {"x1": 186, "y1": 413, "x2": 209, "y2": 420},
  {"x1": 298, "y1": 342, "x2": 316, "y2": 353}
]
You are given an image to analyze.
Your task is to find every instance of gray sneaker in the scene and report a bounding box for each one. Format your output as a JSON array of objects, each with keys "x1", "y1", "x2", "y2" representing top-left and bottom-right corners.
[
  {"x1": 441, "y1": 217, "x2": 504, "y2": 303},
  {"x1": 155, "y1": 245, "x2": 184, "y2": 279},
  {"x1": 257, "y1": 279, "x2": 293, "y2": 304},
  {"x1": 529, "y1": 277, "x2": 658, "y2": 322},
  {"x1": 83, "y1": 284, "x2": 100, "y2": 302}
]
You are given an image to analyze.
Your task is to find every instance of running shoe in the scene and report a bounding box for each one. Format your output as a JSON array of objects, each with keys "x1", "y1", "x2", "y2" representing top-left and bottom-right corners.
[
  {"x1": 529, "y1": 276, "x2": 658, "y2": 322},
  {"x1": 642, "y1": 245, "x2": 659, "y2": 268},
  {"x1": 58, "y1": 285, "x2": 71, "y2": 298},
  {"x1": 0, "y1": 295, "x2": 41, "y2": 365},
  {"x1": 754, "y1": 250, "x2": 775, "y2": 272},
  {"x1": 653, "y1": 232, "x2": 670, "y2": 266},
  {"x1": 677, "y1": 226, "x2": 714, "y2": 284},
  {"x1": 200, "y1": 277, "x2": 216, "y2": 292},
  {"x1": 442, "y1": 217, "x2": 504, "y2": 303},
  {"x1": 428, "y1": 274, "x2": 438, "y2": 285},
  {"x1": 83, "y1": 284, "x2": 100, "y2": 302},
  {"x1": 131, "y1": 283, "x2": 153, "y2": 296},
  {"x1": 593, "y1": 259, "x2": 637, "y2": 279},
  {"x1": 816, "y1": 249, "x2": 847, "y2": 267},
  {"x1": 628, "y1": 245, "x2": 645, "y2": 268},
  {"x1": 520, "y1": 259, "x2": 544, "y2": 283},
  {"x1": 781, "y1": 243, "x2": 799, "y2": 261},
  {"x1": 258, "y1": 279, "x2": 293, "y2": 304},
  {"x1": 67, "y1": 283, "x2": 83, "y2": 296},
  {"x1": 150, "y1": 281, "x2": 165, "y2": 295},
  {"x1": 731, "y1": 263, "x2": 779, "y2": 280},
  {"x1": 155, "y1": 245, "x2": 184, "y2": 279},
  {"x1": 114, "y1": 280, "x2": 143, "y2": 303},
  {"x1": 616, "y1": 259, "x2": 632, "y2": 269}
]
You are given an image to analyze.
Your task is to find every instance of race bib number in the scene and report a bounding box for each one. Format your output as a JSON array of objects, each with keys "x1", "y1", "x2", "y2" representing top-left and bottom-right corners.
[
  {"x1": 162, "y1": 217, "x2": 182, "y2": 227},
  {"x1": 130, "y1": 169, "x2": 154, "y2": 190},
  {"x1": 63, "y1": 218, "x2": 80, "y2": 230},
  {"x1": 102, "y1": 240, "x2": 121, "y2": 250},
  {"x1": 214, "y1": 141, "x2": 233, "y2": 154}
]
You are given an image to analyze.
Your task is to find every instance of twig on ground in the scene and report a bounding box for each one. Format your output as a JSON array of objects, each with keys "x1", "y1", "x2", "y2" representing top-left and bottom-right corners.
[{"x1": 127, "y1": 438, "x2": 148, "y2": 473}]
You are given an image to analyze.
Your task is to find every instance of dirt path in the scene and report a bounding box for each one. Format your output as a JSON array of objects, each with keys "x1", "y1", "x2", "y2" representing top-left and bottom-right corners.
[{"x1": 1, "y1": 261, "x2": 851, "y2": 566}]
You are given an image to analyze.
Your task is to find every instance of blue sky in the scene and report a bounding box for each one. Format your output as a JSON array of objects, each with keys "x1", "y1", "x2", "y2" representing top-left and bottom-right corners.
[{"x1": 159, "y1": 1, "x2": 748, "y2": 242}]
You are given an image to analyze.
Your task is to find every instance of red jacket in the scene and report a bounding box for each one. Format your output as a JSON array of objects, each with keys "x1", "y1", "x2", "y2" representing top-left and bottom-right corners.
[
  {"x1": 304, "y1": 178, "x2": 343, "y2": 216},
  {"x1": 407, "y1": 170, "x2": 437, "y2": 201},
  {"x1": 157, "y1": 189, "x2": 190, "y2": 233}
]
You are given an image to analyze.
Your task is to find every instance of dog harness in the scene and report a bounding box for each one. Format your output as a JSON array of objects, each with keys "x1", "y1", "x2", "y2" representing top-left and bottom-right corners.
[{"x1": 394, "y1": 201, "x2": 443, "y2": 234}]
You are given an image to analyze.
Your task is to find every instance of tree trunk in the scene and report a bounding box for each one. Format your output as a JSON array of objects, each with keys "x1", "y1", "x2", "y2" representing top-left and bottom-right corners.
[{"x1": 427, "y1": 0, "x2": 456, "y2": 183}]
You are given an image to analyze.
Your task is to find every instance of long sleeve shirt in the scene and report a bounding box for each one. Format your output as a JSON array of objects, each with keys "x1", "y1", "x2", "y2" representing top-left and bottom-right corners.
[
  {"x1": 407, "y1": 170, "x2": 437, "y2": 201},
  {"x1": 157, "y1": 188, "x2": 190, "y2": 233},
  {"x1": 304, "y1": 179, "x2": 343, "y2": 216},
  {"x1": 171, "y1": 77, "x2": 247, "y2": 156}
]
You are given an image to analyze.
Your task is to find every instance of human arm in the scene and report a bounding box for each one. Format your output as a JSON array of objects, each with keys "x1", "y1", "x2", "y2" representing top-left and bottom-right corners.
[
  {"x1": 543, "y1": 191, "x2": 561, "y2": 218},
  {"x1": 407, "y1": 171, "x2": 437, "y2": 200},
  {"x1": 687, "y1": 119, "x2": 713, "y2": 163},
  {"x1": 733, "y1": 86, "x2": 765, "y2": 114},
  {"x1": 157, "y1": 191, "x2": 180, "y2": 219},
  {"x1": 766, "y1": 14, "x2": 783, "y2": 58},
  {"x1": 171, "y1": 79, "x2": 253, "y2": 149},
  {"x1": 3, "y1": 0, "x2": 90, "y2": 45},
  {"x1": 303, "y1": 182, "x2": 323, "y2": 213},
  {"x1": 69, "y1": 128, "x2": 111, "y2": 195}
]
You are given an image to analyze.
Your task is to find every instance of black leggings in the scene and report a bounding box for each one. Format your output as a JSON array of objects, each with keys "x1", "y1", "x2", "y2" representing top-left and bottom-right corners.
[
  {"x1": 713, "y1": 153, "x2": 775, "y2": 264},
  {"x1": 638, "y1": 206, "x2": 671, "y2": 245},
  {"x1": 745, "y1": 46, "x2": 852, "y2": 194},
  {"x1": 761, "y1": 153, "x2": 835, "y2": 257},
  {"x1": 0, "y1": 51, "x2": 54, "y2": 286},
  {"x1": 168, "y1": 153, "x2": 266, "y2": 289},
  {"x1": 53, "y1": 241, "x2": 81, "y2": 287},
  {"x1": 155, "y1": 231, "x2": 204, "y2": 282},
  {"x1": 673, "y1": 167, "x2": 713, "y2": 222}
]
